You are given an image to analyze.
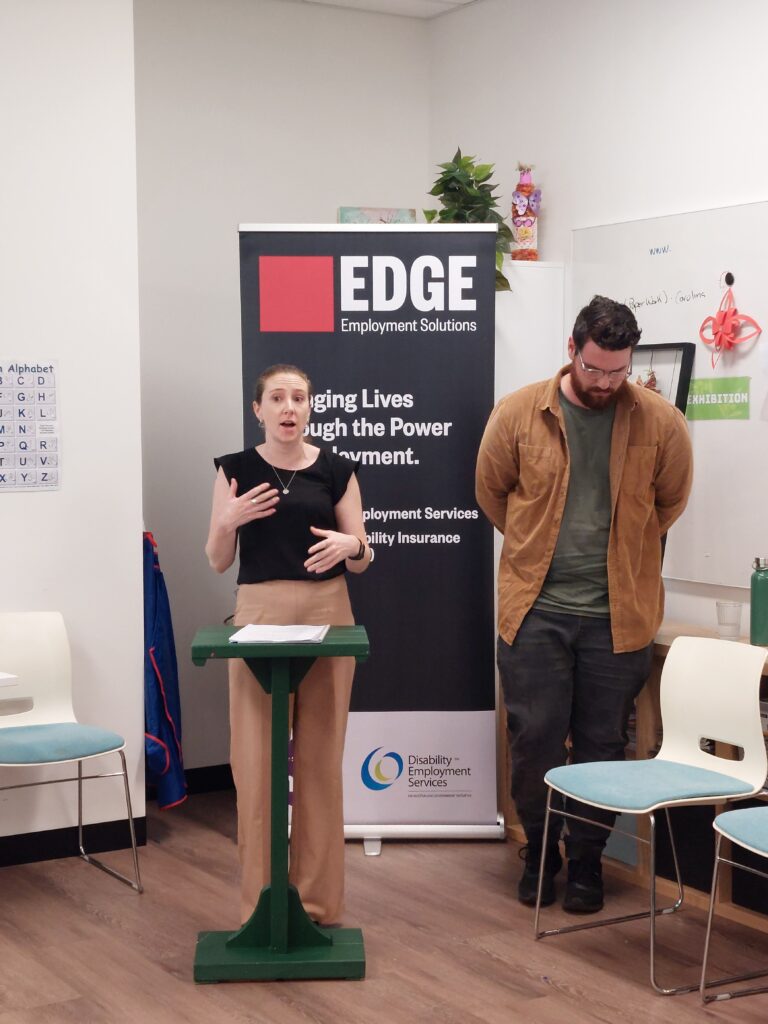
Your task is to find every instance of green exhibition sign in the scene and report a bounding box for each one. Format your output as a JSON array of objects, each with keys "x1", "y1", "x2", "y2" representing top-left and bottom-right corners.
[{"x1": 686, "y1": 377, "x2": 750, "y2": 421}]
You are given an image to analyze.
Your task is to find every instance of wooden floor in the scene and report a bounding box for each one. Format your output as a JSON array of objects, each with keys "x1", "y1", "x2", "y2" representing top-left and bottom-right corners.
[{"x1": 1, "y1": 792, "x2": 767, "y2": 1022}]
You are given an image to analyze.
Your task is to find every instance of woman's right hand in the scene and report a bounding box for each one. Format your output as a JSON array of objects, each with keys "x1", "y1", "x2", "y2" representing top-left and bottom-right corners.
[
  {"x1": 205, "y1": 471, "x2": 279, "y2": 573},
  {"x1": 218, "y1": 477, "x2": 280, "y2": 532}
]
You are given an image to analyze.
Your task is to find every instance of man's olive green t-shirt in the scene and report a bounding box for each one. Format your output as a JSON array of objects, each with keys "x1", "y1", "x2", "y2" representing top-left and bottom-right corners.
[{"x1": 534, "y1": 391, "x2": 615, "y2": 617}]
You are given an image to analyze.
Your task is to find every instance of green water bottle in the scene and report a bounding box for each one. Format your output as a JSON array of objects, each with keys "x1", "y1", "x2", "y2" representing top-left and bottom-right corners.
[{"x1": 750, "y1": 557, "x2": 768, "y2": 646}]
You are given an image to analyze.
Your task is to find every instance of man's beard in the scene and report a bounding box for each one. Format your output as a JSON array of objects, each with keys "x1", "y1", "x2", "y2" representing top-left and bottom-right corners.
[{"x1": 570, "y1": 372, "x2": 619, "y2": 410}]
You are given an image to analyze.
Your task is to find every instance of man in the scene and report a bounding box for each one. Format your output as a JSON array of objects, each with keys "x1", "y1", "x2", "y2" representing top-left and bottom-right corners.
[{"x1": 476, "y1": 295, "x2": 692, "y2": 913}]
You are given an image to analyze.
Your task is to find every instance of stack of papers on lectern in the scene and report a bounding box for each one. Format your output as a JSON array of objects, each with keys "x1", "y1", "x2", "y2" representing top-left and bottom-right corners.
[{"x1": 228, "y1": 624, "x2": 330, "y2": 644}]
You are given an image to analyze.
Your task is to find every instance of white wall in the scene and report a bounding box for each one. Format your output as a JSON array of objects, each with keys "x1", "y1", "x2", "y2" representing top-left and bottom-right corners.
[
  {"x1": 134, "y1": 0, "x2": 431, "y2": 768},
  {"x1": 0, "y1": 1, "x2": 144, "y2": 831},
  {"x1": 430, "y1": 0, "x2": 768, "y2": 630},
  {"x1": 430, "y1": 0, "x2": 768, "y2": 262}
]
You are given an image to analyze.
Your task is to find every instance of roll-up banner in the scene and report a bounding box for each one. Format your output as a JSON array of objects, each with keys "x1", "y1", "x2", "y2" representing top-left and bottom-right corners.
[{"x1": 239, "y1": 225, "x2": 500, "y2": 835}]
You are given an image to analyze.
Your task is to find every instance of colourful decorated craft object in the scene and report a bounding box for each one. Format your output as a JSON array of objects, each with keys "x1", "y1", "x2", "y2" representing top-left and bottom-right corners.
[
  {"x1": 635, "y1": 368, "x2": 661, "y2": 394},
  {"x1": 699, "y1": 283, "x2": 762, "y2": 369},
  {"x1": 511, "y1": 163, "x2": 540, "y2": 261}
]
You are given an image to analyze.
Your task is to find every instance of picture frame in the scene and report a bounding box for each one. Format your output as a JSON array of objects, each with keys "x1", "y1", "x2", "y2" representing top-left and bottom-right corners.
[
  {"x1": 337, "y1": 206, "x2": 417, "y2": 224},
  {"x1": 631, "y1": 342, "x2": 695, "y2": 414}
]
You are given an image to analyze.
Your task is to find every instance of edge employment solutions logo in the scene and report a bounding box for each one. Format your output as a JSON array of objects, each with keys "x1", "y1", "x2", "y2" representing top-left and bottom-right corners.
[{"x1": 258, "y1": 253, "x2": 480, "y2": 334}]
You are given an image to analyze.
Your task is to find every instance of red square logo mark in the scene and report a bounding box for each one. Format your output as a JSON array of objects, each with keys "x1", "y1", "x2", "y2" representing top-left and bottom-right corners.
[{"x1": 259, "y1": 255, "x2": 335, "y2": 332}]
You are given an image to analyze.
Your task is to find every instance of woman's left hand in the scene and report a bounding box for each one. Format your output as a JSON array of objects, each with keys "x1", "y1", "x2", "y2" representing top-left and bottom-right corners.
[{"x1": 305, "y1": 526, "x2": 359, "y2": 574}]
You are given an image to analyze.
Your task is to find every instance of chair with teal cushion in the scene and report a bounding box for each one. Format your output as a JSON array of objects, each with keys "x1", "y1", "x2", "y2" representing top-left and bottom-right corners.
[
  {"x1": 700, "y1": 807, "x2": 768, "y2": 1002},
  {"x1": 534, "y1": 635, "x2": 767, "y2": 995},
  {"x1": 0, "y1": 611, "x2": 142, "y2": 892}
]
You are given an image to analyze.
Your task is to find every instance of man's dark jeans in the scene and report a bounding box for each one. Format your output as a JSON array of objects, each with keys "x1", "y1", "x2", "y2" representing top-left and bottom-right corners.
[{"x1": 498, "y1": 607, "x2": 653, "y2": 859}]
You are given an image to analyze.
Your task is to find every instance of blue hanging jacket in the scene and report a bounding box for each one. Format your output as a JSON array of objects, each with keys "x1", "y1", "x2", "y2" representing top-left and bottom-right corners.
[{"x1": 143, "y1": 531, "x2": 187, "y2": 809}]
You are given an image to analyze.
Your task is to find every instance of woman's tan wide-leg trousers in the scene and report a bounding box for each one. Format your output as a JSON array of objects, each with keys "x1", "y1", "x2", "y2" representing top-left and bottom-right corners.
[{"x1": 229, "y1": 576, "x2": 354, "y2": 925}]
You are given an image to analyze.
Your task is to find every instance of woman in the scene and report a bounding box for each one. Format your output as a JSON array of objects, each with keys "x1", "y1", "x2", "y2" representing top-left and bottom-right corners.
[{"x1": 205, "y1": 364, "x2": 371, "y2": 926}]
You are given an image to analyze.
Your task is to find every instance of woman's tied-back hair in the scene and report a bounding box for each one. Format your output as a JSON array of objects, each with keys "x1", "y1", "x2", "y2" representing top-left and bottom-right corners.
[{"x1": 253, "y1": 364, "x2": 314, "y2": 403}]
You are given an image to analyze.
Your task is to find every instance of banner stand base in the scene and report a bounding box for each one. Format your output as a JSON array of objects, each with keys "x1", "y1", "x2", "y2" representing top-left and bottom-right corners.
[{"x1": 346, "y1": 818, "x2": 506, "y2": 846}]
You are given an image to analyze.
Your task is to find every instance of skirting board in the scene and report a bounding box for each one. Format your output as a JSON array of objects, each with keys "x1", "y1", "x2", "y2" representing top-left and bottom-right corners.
[{"x1": 0, "y1": 817, "x2": 147, "y2": 868}]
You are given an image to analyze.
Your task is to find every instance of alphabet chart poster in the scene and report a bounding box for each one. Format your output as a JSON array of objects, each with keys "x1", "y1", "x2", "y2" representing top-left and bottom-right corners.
[{"x1": 0, "y1": 361, "x2": 60, "y2": 491}]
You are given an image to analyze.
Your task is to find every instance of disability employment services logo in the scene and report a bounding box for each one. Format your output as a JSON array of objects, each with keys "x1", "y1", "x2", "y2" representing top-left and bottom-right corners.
[{"x1": 361, "y1": 747, "x2": 404, "y2": 791}]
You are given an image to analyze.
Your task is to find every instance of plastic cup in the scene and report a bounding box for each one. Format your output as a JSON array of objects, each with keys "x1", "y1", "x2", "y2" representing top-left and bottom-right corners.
[{"x1": 716, "y1": 600, "x2": 743, "y2": 640}]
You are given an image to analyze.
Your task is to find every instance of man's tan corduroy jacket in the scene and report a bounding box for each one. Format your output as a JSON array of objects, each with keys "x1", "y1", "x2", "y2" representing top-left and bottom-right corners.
[{"x1": 475, "y1": 367, "x2": 693, "y2": 653}]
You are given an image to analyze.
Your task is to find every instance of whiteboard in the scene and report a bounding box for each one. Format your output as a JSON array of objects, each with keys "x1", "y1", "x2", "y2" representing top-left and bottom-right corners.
[{"x1": 572, "y1": 202, "x2": 768, "y2": 588}]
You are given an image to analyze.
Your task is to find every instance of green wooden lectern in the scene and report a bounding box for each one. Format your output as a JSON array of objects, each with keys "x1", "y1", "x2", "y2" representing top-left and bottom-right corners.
[{"x1": 190, "y1": 624, "x2": 370, "y2": 983}]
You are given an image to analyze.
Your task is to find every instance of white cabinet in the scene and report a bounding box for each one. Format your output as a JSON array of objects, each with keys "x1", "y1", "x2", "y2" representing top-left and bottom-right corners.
[{"x1": 495, "y1": 260, "x2": 565, "y2": 400}]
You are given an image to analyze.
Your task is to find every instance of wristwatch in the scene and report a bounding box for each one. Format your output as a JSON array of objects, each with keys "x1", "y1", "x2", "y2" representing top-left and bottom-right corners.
[{"x1": 349, "y1": 538, "x2": 366, "y2": 561}]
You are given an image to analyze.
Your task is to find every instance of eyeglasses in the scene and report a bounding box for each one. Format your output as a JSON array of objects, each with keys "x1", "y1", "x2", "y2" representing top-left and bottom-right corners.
[{"x1": 575, "y1": 348, "x2": 632, "y2": 383}]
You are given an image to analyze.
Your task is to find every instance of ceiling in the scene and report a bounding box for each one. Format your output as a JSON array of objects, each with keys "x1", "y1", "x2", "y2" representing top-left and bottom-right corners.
[{"x1": 290, "y1": 0, "x2": 479, "y2": 19}]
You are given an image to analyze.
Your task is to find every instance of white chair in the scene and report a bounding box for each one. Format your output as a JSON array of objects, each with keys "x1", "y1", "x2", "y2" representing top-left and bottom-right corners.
[
  {"x1": 535, "y1": 636, "x2": 767, "y2": 995},
  {"x1": 700, "y1": 807, "x2": 768, "y2": 1002},
  {"x1": 0, "y1": 612, "x2": 142, "y2": 891}
]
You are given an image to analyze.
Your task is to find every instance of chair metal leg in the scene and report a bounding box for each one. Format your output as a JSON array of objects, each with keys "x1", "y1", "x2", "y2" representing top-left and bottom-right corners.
[
  {"x1": 663, "y1": 806, "x2": 685, "y2": 911},
  {"x1": 700, "y1": 834, "x2": 722, "y2": 1002},
  {"x1": 648, "y1": 810, "x2": 694, "y2": 995},
  {"x1": 535, "y1": 793, "x2": 697, "y2": 995},
  {"x1": 700, "y1": 834, "x2": 768, "y2": 1003},
  {"x1": 78, "y1": 752, "x2": 143, "y2": 893},
  {"x1": 532, "y1": 791, "x2": 554, "y2": 938},
  {"x1": 535, "y1": 809, "x2": 683, "y2": 939}
]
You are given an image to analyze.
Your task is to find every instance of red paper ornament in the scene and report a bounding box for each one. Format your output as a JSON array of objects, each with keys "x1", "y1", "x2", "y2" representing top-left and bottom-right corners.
[{"x1": 699, "y1": 284, "x2": 761, "y2": 369}]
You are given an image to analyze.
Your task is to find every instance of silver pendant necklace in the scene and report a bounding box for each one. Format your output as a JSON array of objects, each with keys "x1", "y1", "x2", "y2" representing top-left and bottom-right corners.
[{"x1": 270, "y1": 464, "x2": 298, "y2": 495}]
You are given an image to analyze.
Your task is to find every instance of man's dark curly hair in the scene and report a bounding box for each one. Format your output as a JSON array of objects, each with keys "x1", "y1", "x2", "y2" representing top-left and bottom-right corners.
[{"x1": 572, "y1": 295, "x2": 642, "y2": 352}]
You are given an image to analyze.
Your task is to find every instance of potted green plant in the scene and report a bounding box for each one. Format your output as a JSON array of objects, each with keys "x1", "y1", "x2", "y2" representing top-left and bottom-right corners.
[{"x1": 424, "y1": 148, "x2": 512, "y2": 292}]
